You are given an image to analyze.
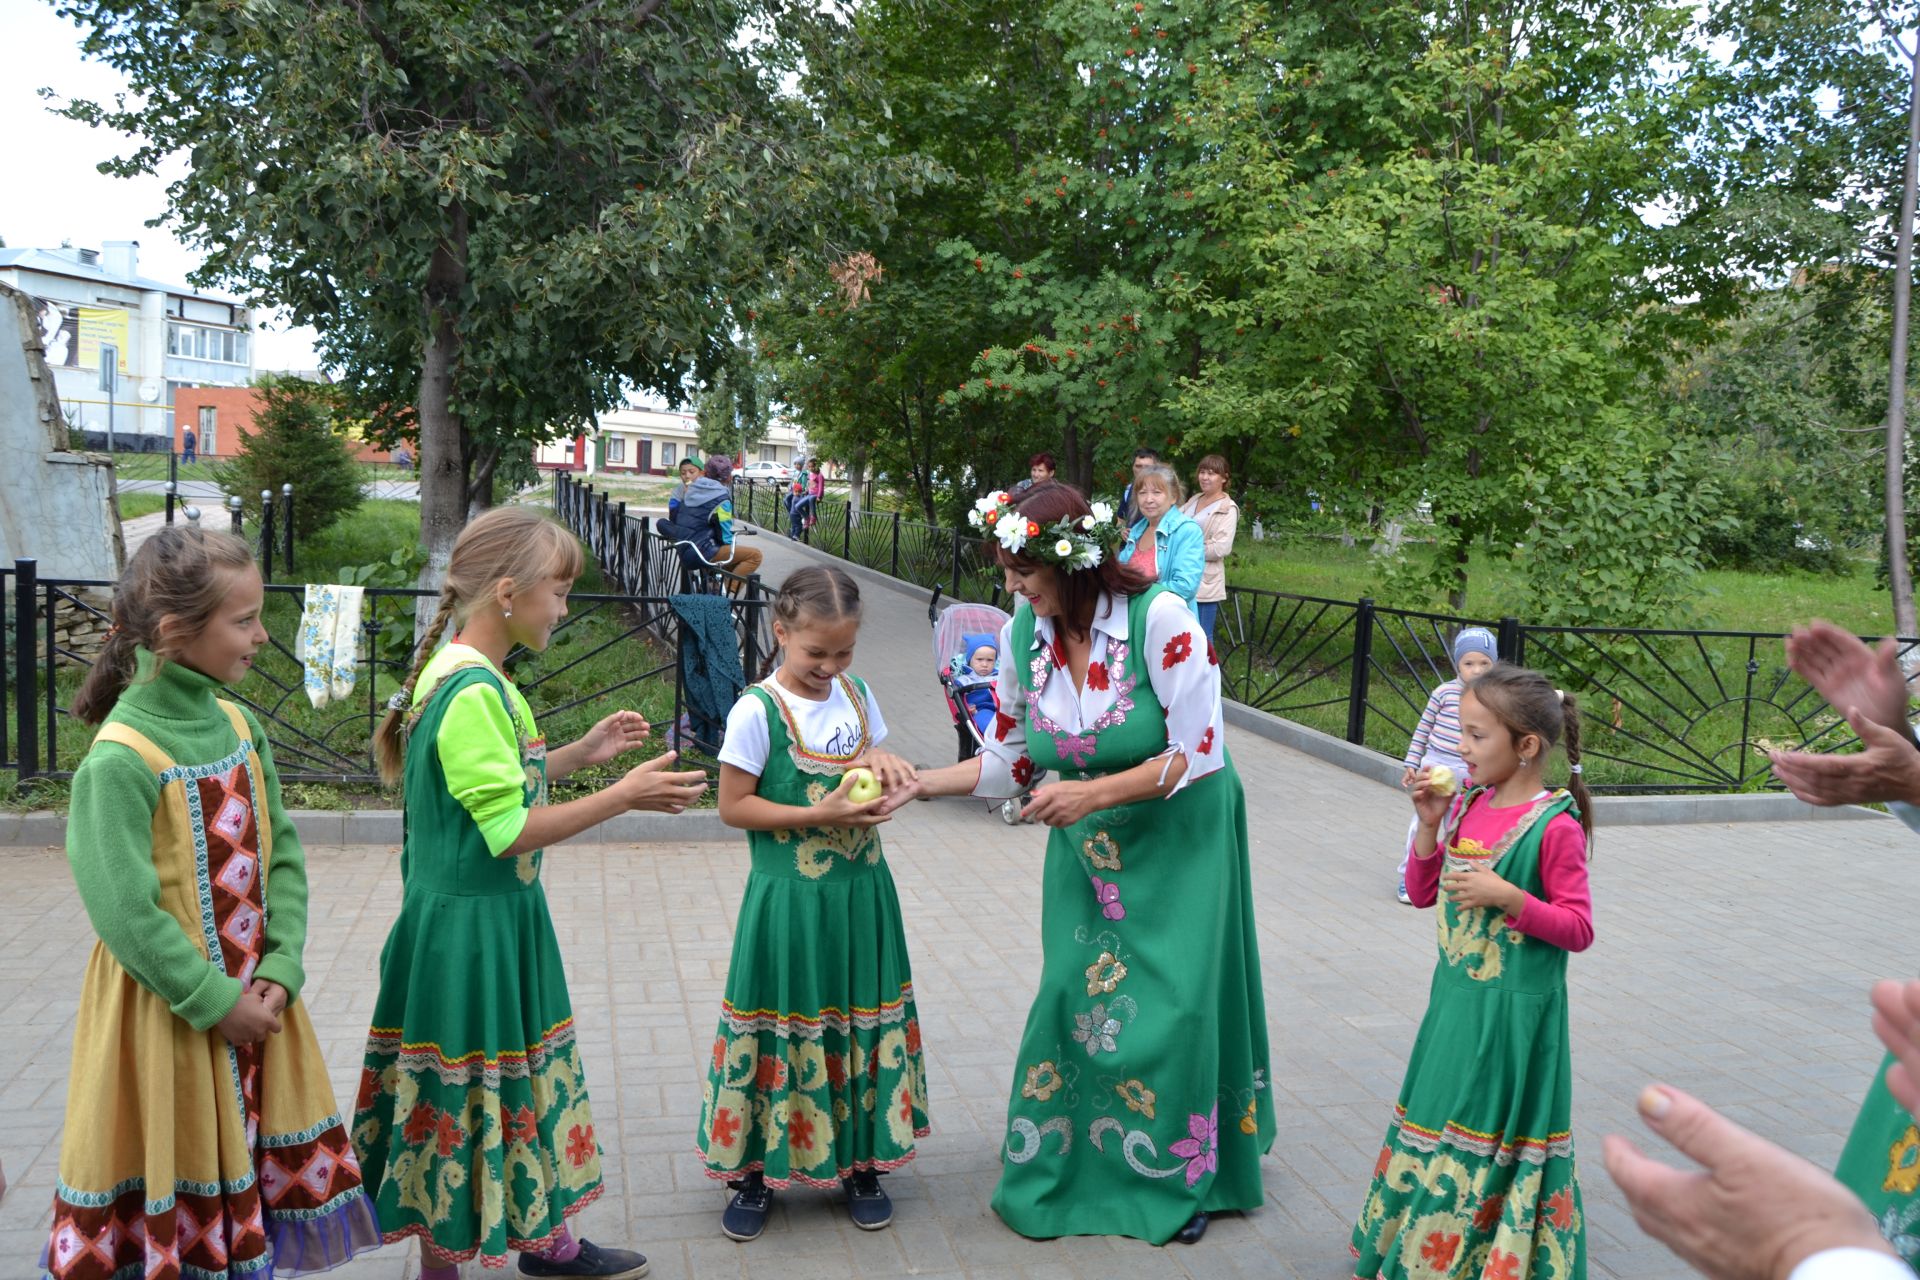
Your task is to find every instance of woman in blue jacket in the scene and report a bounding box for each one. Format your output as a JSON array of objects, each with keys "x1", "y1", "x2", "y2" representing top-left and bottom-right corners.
[{"x1": 1118, "y1": 463, "x2": 1204, "y2": 609}]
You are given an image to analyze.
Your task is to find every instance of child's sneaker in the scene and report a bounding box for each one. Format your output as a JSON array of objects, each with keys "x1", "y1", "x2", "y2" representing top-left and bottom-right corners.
[
  {"x1": 1396, "y1": 877, "x2": 1412, "y2": 906},
  {"x1": 721, "y1": 1173, "x2": 773, "y2": 1242},
  {"x1": 843, "y1": 1170, "x2": 893, "y2": 1231},
  {"x1": 516, "y1": 1240, "x2": 648, "y2": 1279}
]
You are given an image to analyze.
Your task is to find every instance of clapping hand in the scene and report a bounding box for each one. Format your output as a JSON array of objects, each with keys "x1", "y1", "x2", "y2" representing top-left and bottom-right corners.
[
  {"x1": 1874, "y1": 978, "x2": 1920, "y2": 1115},
  {"x1": 1770, "y1": 709, "x2": 1920, "y2": 807},
  {"x1": 1785, "y1": 623, "x2": 1911, "y2": 734},
  {"x1": 575, "y1": 710, "x2": 651, "y2": 767}
]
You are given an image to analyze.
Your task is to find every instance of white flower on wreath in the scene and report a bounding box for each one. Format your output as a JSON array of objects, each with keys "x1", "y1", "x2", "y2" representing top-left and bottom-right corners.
[
  {"x1": 1052, "y1": 537, "x2": 1075, "y2": 558},
  {"x1": 1069, "y1": 544, "x2": 1104, "y2": 571},
  {"x1": 1090, "y1": 500, "x2": 1115, "y2": 525},
  {"x1": 1079, "y1": 515, "x2": 1097, "y2": 531},
  {"x1": 995, "y1": 511, "x2": 1031, "y2": 553},
  {"x1": 974, "y1": 494, "x2": 1003, "y2": 514}
]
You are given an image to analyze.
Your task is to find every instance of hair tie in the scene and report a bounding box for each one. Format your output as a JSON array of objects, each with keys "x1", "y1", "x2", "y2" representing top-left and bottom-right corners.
[
  {"x1": 1568, "y1": 764, "x2": 1582, "y2": 774},
  {"x1": 105, "y1": 623, "x2": 123, "y2": 641},
  {"x1": 387, "y1": 689, "x2": 411, "y2": 712},
  {"x1": 1555, "y1": 688, "x2": 1565, "y2": 701}
]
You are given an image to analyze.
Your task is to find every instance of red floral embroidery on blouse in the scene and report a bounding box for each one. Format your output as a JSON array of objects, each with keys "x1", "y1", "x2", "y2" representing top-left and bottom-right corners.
[
  {"x1": 1086, "y1": 661, "x2": 1110, "y2": 691},
  {"x1": 1206, "y1": 639, "x2": 1219, "y2": 666},
  {"x1": 1011, "y1": 755, "x2": 1035, "y2": 786},
  {"x1": 1198, "y1": 727, "x2": 1216, "y2": 755},
  {"x1": 1161, "y1": 633, "x2": 1193, "y2": 668},
  {"x1": 994, "y1": 711, "x2": 1018, "y2": 742}
]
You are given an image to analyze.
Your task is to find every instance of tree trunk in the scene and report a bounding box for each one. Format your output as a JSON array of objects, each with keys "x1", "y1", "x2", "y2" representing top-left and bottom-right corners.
[
  {"x1": 1445, "y1": 515, "x2": 1471, "y2": 612},
  {"x1": 848, "y1": 446, "x2": 866, "y2": 526},
  {"x1": 416, "y1": 204, "x2": 471, "y2": 614},
  {"x1": 467, "y1": 441, "x2": 500, "y2": 519},
  {"x1": 1887, "y1": 40, "x2": 1920, "y2": 638}
]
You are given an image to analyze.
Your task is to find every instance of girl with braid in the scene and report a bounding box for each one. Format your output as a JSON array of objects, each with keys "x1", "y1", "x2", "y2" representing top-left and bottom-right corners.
[
  {"x1": 1352, "y1": 663, "x2": 1597, "y2": 1280},
  {"x1": 351, "y1": 506, "x2": 707, "y2": 1279}
]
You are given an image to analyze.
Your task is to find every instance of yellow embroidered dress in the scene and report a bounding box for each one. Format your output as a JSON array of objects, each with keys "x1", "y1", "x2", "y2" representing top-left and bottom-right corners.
[
  {"x1": 350, "y1": 645, "x2": 602, "y2": 1267},
  {"x1": 695, "y1": 674, "x2": 931, "y2": 1186},
  {"x1": 44, "y1": 651, "x2": 378, "y2": 1280}
]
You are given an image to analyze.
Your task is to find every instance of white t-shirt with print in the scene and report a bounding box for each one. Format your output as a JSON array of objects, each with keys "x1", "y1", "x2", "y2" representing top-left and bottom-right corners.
[{"x1": 717, "y1": 675, "x2": 889, "y2": 777}]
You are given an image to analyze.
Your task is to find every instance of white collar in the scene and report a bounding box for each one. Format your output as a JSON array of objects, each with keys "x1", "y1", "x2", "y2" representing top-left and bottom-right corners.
[{"x1": 1029, "y1": 591, "x2": 1131, "y2": 650}]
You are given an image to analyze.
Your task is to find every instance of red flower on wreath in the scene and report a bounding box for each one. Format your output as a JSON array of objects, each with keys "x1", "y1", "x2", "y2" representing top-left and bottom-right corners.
[
  {"x1": 403, "y1": 1103, "x2": 439, "y2": 1146},
  {"x1": 1161, "y1": 633, "x2": 1193, "y2": 669},
  {"x1": 1086, "y1": 661, "x2": 1110, "y2": 691},
  {"x1": 710, "y1": 1108, "x2": 742, "y2": 1148},
  {"x1": 1545, "y1": 1187, "x2": 1576, "y2": 1231},
  {"x1": 1473, "y1": 1194, "x2": 1507, "y2": 1234},
  {"x1": 433, "y1": 1111, "x2": 466, "y2": 1158},
  {"x1": 509, "y1": 1106, "x2": 539, "y2": 1145},
  {"x1": 905, "y1": 1019, "x2": 923, "y2": 1055},
  {"x1": 1420, "y1": 1231, "x2": 1461, "y2": 1269},
  {"x1": 755, "y1": 1056, "x2": 789, "y2": 1090},
  {"x1": 826, "y1": 1054, "x2": 848, "y2": 1090},
  {"x1": 787, "y1": 1111, "x2": 816, "y2": 1150},
  {"x1": 1482, "y1": 1248, "x2": 1521, "y2": 1280},
  {"x1": 1011, "y1": 756, "x2": 1035, "y2": 786},
  {"x1": 565, "y1": 1123, "x2": 597, "y2": 1169},
  {"x1": 1198, "y1": 727, "x2": 1216, "y2": 755},
  {"x1": 1372, "y1": 1145, "x2": 1392, "y2": 1178},
  {"x1": 354, "y1": 1069, "x2": 380, "y2": 1115},
  {"x1": 994, "y1": 711, "x2": 1019, "y2": 742}
]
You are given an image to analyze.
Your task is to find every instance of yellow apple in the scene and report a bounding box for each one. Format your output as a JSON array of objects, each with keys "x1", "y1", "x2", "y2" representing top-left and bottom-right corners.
[
  {"x1": 845, "y1": 768, "x2": 882, "y2": 804},
  {"x1": 1426, "y1": 765, "x2": 1458, "y2": 797}
]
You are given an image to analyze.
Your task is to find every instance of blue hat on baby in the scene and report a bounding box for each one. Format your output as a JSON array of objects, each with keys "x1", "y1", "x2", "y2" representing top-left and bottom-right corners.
[
  {"x1": 1452, "y1": 626, "x2": 1497, "y2": 664},
  {"x1": 962, "y1": 633, "x2": 999, "y2": 663}
]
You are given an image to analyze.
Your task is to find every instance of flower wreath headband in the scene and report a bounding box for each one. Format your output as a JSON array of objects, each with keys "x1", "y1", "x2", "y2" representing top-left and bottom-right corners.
[{"x1": 966, "y1": 491, "x2": 1127, "y2": 572}]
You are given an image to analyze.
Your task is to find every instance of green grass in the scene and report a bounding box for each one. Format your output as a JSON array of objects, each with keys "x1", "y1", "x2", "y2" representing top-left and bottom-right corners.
[
  {"x1": 1222, "y1": 535, "x2": 1896, "y2": 637},
  {"x1": 115, "y1": 493, "x2": 167, "y2": 521}
]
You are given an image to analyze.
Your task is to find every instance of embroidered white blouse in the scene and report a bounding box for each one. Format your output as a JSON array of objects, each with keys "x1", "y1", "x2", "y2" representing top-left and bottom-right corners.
[{"x1": 971, "y1": 590, "x2": 1226, "y2": 800}]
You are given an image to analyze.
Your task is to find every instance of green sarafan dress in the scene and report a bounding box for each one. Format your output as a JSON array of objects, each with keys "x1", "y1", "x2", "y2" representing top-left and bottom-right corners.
[
  {"x1": 1351, "y1": 788, "x2": 1586, "y2": 1280},
  {"x1": 695, "y1": 674, "x2": 932, "y2": 1187},
  {"x1": 351, "y1": 648, "x2": 604, "y2": 1267},
  {"x1": 1835, "y1": 1058, "x2": 1920, "y2": 1264},
  {"x1": 987, "y1": 586, "x2": 1276, "y2": 1245}
]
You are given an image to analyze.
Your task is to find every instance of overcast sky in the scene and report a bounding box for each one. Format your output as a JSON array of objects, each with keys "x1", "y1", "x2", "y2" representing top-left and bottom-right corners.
[{"x1": 2, "y1": 0, "x2": 322, "y2": 371}]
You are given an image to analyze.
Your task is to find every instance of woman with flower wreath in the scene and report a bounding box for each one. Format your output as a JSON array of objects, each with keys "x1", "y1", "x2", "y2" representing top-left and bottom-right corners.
[{"x1": 900, "y1": 481, "x2": 1275, "y2": 1245}]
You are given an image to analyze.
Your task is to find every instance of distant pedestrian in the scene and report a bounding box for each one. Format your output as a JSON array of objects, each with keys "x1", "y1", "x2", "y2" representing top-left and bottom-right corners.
[
  {"x1": 1116, "y1": 446, "x2": 1162, "y2": 525},
  {"x1": 1178, "y1": 454, "x2": 1239, "y2": 641},
  {"x1": 390, "y1": 442, "x2": 412, "y2": 470},
  {"x1": 180, "y1": 424, "x2": 197, "y2": 465},
  {"x1": 1118, "y1": 463, "x2": 1203, "y2": 609},
  {"x1": 1013, "y1": 451, "x2": 1057, "y2": 493}
]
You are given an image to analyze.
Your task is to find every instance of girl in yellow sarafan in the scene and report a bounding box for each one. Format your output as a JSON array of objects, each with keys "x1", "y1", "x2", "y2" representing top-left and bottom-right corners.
[
  {"x1": 43, "y1": 528, "x2": 379, "y2": 1280},
  {"x1": 699, "y1": 566, "x2": 929, "y2": 1242}
]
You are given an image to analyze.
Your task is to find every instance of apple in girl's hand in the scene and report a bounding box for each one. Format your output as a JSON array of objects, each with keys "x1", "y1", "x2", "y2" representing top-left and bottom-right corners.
[
  {"x1": 845, "y1": 768, "x2": 882, "y2": 804},
  {"x1": 1426, "y1": 765, "x2": 1458, "y2": 797}
]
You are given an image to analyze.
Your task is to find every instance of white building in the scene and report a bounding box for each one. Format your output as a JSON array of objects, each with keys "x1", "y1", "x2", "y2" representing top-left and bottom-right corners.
[
  {"x1": 0, "y1": 242, "x2": 255, "y2": 446},
  {"x1": 534, "y1": 404, "x2": 804, "y2": 474}
]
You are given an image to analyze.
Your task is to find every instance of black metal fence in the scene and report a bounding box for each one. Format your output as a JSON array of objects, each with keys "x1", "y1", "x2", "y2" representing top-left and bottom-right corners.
[{"x1": 730, "y1": 481, "x2": 1917, "y2": 795}]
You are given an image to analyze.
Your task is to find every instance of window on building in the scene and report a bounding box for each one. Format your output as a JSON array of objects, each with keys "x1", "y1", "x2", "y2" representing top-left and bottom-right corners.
[
  {"x1": 167, "y1": 322, "x2": 251, "y2": 366},
  {"x1": 607, "y1": 437, "x2": 625, "y2": 464},
  {"x1": 661, "y1": 442, "x2": 677, "y2": 467},
  {"x1": 759, "y1": 445, "x2": 778, "y2": 462},
  {"x1": 198, "y1": 405, "x2": 217, "y2": 455}
]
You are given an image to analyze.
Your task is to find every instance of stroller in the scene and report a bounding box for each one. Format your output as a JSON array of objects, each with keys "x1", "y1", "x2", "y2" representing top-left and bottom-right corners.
[{"x1": 929, "y1": 586, "x2": 1038, "y2": 826}]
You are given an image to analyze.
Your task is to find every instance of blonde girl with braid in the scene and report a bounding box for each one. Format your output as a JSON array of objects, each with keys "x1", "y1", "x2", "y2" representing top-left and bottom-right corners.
[
  {"x1": 45, "y1": 526, "x2": 380, "y2": 1280},
  {"x1": 352, "y1": 506, "x2": 706, "y2": 1280}
]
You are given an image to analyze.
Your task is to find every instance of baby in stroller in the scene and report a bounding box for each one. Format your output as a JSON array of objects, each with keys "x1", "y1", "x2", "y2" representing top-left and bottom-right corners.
[{"x1": 948, "y1": 635, "x2": 1000, "y2": 737}]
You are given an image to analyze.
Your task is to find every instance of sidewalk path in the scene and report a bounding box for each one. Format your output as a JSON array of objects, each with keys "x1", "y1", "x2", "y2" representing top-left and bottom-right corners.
[{"x1": 1, "y1": 527, "x2": 1914, "y2": 1279}]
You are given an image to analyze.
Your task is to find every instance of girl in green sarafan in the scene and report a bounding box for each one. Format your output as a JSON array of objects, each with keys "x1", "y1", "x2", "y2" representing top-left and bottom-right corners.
[
  {"x1": 1352, "y1": 663, "x2": 1598, "y2": 1280},
  {"x1": 905, "y1": 481, "x2": 1275, "y2": 1247},
  {"x1": 351, "y1": 506, "x2": 709, "y2": 1280}
]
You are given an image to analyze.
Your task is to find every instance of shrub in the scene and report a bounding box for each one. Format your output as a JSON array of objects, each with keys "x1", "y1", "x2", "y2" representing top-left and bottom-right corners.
[{"x1": 217, "y1": 376, "x2": 366, "y2": 538}]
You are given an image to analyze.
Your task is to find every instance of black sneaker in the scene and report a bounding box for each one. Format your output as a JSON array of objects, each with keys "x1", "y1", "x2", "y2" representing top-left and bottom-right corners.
[
  {"x1": 517, "y1": 1239, "x2": 649, "y2": 1278},
  {"x1": 721, "y1": 1173, "x2": 774, "y2": 1242},
  {"x1": 843, "y1": 1170, "x2": 893, "y2": 1231}
]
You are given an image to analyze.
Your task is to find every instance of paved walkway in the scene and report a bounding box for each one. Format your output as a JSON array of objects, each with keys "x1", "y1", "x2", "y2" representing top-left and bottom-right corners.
[{"x1": 2, "y1": 528, "x2": 1915, "y2": 1279}]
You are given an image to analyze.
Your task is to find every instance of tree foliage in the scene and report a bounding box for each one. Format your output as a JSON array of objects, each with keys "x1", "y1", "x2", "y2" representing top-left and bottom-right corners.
[{"x1": 215, "y1": 376, "x2": 365, "y2": 539}]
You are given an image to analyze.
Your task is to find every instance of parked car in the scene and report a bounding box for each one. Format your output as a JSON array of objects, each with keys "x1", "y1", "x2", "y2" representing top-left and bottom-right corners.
[{"x1": 738, "y1": 460, "x2": 798, "y2": 483}]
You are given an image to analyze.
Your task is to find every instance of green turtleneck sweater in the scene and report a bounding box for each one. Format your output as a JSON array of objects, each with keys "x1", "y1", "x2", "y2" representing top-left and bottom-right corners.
[{"x1": 67, "y1": 649, "x2": 309, "y2": 1031}]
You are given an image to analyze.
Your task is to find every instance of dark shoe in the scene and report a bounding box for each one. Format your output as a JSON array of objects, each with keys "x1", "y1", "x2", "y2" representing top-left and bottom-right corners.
[
  {"x1": 1175, "y1": 1212, "x2": 1209, "y2": 1245},
  {"x1": 721, "y1": 1173, "x2": 773, "y2": 1242},
  {"x1": 843, "y1": 1170, "x2": 893, "y2": 1231},
  {"x1": 517, "y1": 1240, "x2": 649, "y2": 1279}
]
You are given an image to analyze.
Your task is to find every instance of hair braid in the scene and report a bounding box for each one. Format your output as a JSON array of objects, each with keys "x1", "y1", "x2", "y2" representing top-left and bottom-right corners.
[
  {"x1": 373, "y1": 587, "x2": 457, "y2": 785},
  {"x1": 1558, "y1": 690, "x2": 1595, "y2": 849}
]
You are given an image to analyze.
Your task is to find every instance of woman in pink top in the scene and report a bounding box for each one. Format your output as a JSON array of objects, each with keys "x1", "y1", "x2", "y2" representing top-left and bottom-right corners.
[{"x1": 1351, "y1": 663, "x2": 1595, "y2": 1280}]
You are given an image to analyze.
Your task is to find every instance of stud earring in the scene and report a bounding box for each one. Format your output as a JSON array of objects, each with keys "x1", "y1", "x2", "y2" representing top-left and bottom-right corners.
[{"x1": 504, "y1": 607, "x2": 513, "y2": 619}]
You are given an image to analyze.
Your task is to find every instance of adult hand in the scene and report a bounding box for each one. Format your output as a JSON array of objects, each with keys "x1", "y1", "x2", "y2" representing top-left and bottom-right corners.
[
  {"x1": 871, "y1": 777, "x2": 924, "y2": 817},
  {"x1": 247, "y1": 979, "x2": 289, "y2": 1018},
  {"x1": 1770, "y1": 710, "x2": 1920, "y2": 807},
  {"x1": 1021, "y1": 780, "x2": 1102, "y2": 828},
  {"x1": 576, "y1": 710, "x2": 651, "y2": 767},
  {"x1": 1873, "y1": 978, "x2": 1920, "y2": 1115},
  {"x1": 217, "y1": 990, "x2": 284, "y2": 1046},
  {"x1": 1786, "y1": 623, "x2": 1911, "y2": 735},
  {"x1": 1602, "y1": 1084, "x2": 1894, "y2": 1280},
  {"x1": 848, "y1": 749, "x2": 918, "y2": 793},
  {"x1": 615, "y1": 752, "x2": 709, "y2": 814}
]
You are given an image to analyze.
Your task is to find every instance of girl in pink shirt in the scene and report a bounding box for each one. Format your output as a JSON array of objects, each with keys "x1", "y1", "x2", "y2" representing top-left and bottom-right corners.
[{"x1": 1351, "y1": 663, "x2": 1595, "y2": 1280}]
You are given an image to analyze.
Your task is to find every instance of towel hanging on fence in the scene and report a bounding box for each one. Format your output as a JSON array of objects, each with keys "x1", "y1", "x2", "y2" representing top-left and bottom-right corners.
[
  {"x1": 669, "y1": 592, "x2": 747, "y2": 755},
  {"x1": 299, "y1": 584, "x2": 366, "y2": 709}
]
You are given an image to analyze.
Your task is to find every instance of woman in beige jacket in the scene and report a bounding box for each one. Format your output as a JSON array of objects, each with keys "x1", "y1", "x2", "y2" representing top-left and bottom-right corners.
[{"x1": 1179, "y1": 453, "x2": 1239, "y2": 641}]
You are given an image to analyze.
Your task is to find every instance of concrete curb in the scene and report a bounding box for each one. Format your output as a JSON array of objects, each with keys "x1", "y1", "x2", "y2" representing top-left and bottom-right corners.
[
  {"x1": 0, "y1": 808, "x2": 733, "y2": 849},
  {"x1": 1221, "y1": 699, "x2": 1888, "y2": 827}
]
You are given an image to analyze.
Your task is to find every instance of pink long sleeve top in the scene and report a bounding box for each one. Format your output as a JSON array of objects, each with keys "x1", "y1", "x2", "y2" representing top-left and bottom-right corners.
[{"x1": 1405, "y1": 789, "x2": 1594, "y2": 953}]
